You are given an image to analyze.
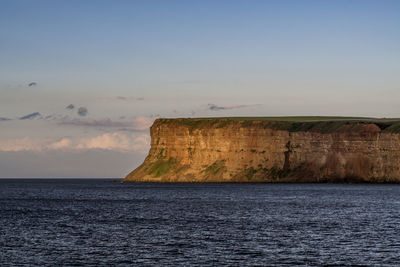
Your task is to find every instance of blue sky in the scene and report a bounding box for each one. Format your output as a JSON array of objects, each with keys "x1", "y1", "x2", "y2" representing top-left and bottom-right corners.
[{"x1": 1, "y1": 0, "x2": 399, "y2": 177}]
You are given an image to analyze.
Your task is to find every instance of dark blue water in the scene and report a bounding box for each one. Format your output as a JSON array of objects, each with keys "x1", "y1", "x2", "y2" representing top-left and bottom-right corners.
[{"x1": 1, "y1": 179, "x2": 400, "y2": 266}]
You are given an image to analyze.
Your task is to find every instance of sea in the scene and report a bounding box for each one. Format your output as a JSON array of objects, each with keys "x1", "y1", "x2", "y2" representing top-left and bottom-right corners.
[{"x1": 1, "y1": 179, "x2": 400, "y2": 266}]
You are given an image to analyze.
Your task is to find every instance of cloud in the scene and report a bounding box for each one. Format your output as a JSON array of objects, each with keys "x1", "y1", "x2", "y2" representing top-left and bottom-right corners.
[
  {"x1": 13, "y1": 111, "x2": 153, "y2": 131},
  {"x1": 77, "y1": 107, "x2": 88, "y2": 116},
  {"x1": 41, "y1": 114, "x2": 70, "y2": 121},
  {"x1": 59, "y1": 116, "x2": 154, "y2": 131},
  {"x1": 131, "y1": 134, "x2": 151, "y2": 152},
  {"x1": 208, "y1": 103, "x2": 260, "y2": 111},
  {"x1": 116, "y1": 96, "x2": 145, "y2": 101},
  {"x1": 0, "y1": 137, "x2": 47, "y2": 152},
  {"x1": 28, "y1": 82, "x2": 37, "y2": 87},
  {"x1": 19, "y1": 112, "x2": 41, "y2": 120},
  {"x1": 132, "y1": 116, "x2": 154, "y2": 130},
  {"x1": 0, "y1": 117, "x2": 11, "y2": 121},
  {"x1": 66, "y1": 104, "x2": 75, "y2": 110},
  {"x1": 75, "y1": 132, "x2": 150, "y2": 152},
  {"x1": 48, "y1": 138, "x2": 72, "y2": 150},
  {"x1": 61, "y1": 118, "x2": 126, "y2": 128},
  {"x1": 0, "y1": 132, "x2": 150, "y2": 153}
]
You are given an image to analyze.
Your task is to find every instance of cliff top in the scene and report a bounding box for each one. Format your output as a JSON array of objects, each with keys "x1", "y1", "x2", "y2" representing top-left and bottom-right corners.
[{"x1": 154, "y1": 116, "x2": 400, "y2": 134}]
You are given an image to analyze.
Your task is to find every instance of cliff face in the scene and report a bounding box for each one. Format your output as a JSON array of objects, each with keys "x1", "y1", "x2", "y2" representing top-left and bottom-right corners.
[{"x1": 124, "y1": 118, "x2": 400, "y2": 182}]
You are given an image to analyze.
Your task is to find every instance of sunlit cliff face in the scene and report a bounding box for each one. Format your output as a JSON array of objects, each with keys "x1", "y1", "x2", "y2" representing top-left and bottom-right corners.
[{"x1": 125, "y1": 119, "x2": 400, "y2": 182}]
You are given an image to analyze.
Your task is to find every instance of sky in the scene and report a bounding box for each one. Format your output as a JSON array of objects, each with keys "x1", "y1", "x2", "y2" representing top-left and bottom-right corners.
[{"x1": 1, "y1": 0, "x2": 400, "y2": 177}]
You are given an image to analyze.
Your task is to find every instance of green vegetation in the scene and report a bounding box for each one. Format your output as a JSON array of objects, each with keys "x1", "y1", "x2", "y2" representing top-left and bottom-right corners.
[
  {"x1": 174, "y1": 165, "x2": 190, "y2": 174},
  {"x1": 240, "y1": 120, "x2": 254, "y2": 127},
  {"x1": 148, "y1": 158, "x2": 177, "y2": 177},
  {"x1": 156, "y1": 117, "x2": 400, "y2": 133},
  {"x1": 384, "y1": 123, "x2": 400, "y2": 133},
  {"x1": 268, "y1": 166, "x2": 291, "y2": 180},
  {"x1": 234, "y1": 165, "x2": 292, "y2": 181},
  {"x1": 244, "y1": 167, "x2": 257, "y2": 180},
  {"x1": 227, "y1": 116, "x2": 374, "y2": 122},
  {"x1": 156, "y1": 148, "x2": 166, "y2": 159},
  {"x1": 201, "y1": 160, "x2": 226, "y2": 176},
  {"x1": 215, "y1": 119, "x2": 235, "y2": 128},
  {"x1": 158, "y1": 118, "x2": 234, "y2": 130}
]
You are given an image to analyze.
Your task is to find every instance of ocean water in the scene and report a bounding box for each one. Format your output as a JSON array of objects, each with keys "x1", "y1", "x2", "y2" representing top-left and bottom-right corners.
[{"x1": 1, "y1": 179, "x2": 400, "y2": 266}]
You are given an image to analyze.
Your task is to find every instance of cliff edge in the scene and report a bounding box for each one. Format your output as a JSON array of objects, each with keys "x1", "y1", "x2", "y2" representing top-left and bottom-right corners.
[{"x1": 124, "y1": 117, "x2": 400, "y2": 182}]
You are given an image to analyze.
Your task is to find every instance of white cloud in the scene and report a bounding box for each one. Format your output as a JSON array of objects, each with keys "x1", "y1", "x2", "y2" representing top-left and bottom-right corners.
[
  {"x1": 0, "y1": 132, "x2": 150, "y2": 153},
  {"x1": 48, "y1": 138, "x2": 72, "y2": 150},
  {"x1": 76, "y1": 132, "x2": 150, "y2": 152},
  {"x1": 0, "y1": 137, "x2": 47, "y2": 152}
]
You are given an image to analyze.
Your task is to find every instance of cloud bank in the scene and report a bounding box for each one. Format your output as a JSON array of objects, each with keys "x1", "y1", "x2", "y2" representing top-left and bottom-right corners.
[
  {"x1": 116, "y1": 96, "x2": 145, "y2": 101},
  {"x1": 0, "y1": 132, "x2": 150, "y2": 153},
  {"x1": 59, "y1": 116, "x2": 153, "y2": 131}
]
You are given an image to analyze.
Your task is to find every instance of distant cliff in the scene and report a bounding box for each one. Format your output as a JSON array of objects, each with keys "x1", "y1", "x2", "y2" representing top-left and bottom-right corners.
[{"x1": 124, "y1": 117, "x2": 400, "y2": 182}]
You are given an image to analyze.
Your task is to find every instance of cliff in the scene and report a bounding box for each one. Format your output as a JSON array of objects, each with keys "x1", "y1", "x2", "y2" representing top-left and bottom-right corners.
[{"x1": 124, "y1": 117, "x2": 400, "y2": 183}]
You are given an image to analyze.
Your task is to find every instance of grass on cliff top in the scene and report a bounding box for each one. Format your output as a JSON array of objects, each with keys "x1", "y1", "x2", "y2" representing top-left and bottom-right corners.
[
  {"x1": 156, "y1": 116, "x2": 400, "y2": 133},
  {"x1": 226, "y1": 116, "x2": 373, "y2": 122},
  {"x1": 159, "y1": 116, "x2": 400, "y2": 123}
]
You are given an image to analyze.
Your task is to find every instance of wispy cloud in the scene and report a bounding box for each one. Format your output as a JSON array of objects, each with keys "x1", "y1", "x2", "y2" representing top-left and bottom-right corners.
[
  {"x1": 208, "y1": 103, "x2": 260, "y2": 111},
  {"x1": 8, "y1": 109, "x2": 153, "y2": 132},
  {"x1": 60, "y1": 118, "x2": 126, "y2": 127},
  {"x1": 28, "y1": 82, "x2": 37, "y2": 87},
  {"x1": 42, "y1": 114, "x2": 70, "y2": 121},
  {"x1": 77, "y1": 107, "x2": 88, "y2": 116},
  {"x1": 0, "y1": 132, "x2": 150, "y2": 153},
  {"x1": 59, "y1": 116, "x2": 154, "y2": 131},
  {"x1": 116, "y1": 96, "x2": 145, "y2": 101},
  {"x1": 19, "y1": 112, "x2": 41, "y2": 120},
  {"x1": 66, "y1": 104, "x2": 75, "y2": 110}
]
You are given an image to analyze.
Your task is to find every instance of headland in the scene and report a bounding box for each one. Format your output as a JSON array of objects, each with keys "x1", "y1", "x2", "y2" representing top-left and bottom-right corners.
[{"x1": 124, "y1": 117, "x2": 400, "y2": 182}]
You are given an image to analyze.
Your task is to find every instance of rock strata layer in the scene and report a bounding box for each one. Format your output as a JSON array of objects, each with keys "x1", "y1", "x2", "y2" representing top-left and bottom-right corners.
[{"x1": 124, "y1": 118, "x2": 400, "y2": 182}]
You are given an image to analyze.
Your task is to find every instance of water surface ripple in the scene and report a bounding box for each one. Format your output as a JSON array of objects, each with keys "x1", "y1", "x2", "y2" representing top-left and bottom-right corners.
[{"x1": 1, "y1": 179, "x2": 400, "y2": 266}]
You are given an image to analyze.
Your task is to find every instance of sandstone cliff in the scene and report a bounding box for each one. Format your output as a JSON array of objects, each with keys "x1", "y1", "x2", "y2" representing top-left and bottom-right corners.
[{"x1": 124, "y1": 117, "x2": 400, "y2": 182}]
